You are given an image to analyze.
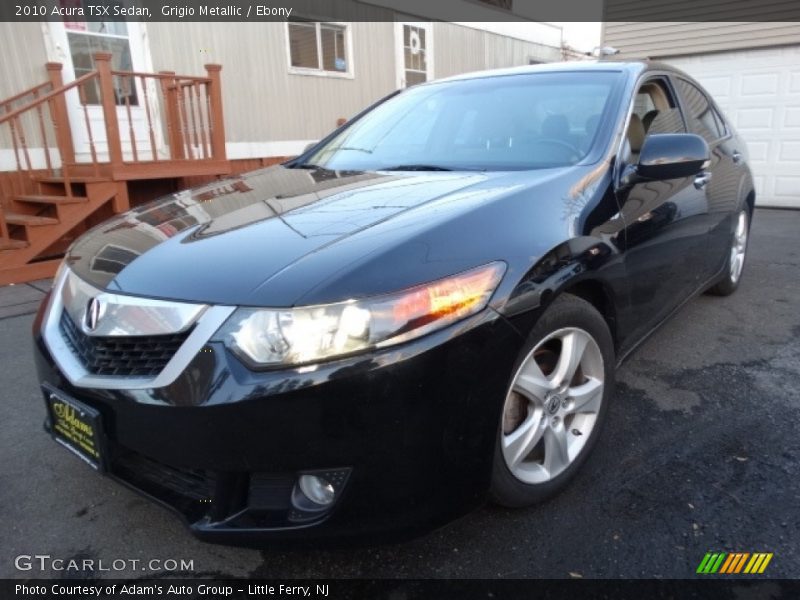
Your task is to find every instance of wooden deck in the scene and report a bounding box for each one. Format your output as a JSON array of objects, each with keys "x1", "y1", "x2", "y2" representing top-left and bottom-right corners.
[{"x1": 0, "y1": 54, "x2": 231, "y2": 285}]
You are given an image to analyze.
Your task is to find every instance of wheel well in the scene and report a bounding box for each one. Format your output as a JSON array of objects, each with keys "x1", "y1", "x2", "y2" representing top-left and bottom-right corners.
[
  {"x1": 562, "y1": 280, "x2": 618, "y2": 351},
  {"x1": 745, "y1": 190, "x2": 755, "y2": 216}
]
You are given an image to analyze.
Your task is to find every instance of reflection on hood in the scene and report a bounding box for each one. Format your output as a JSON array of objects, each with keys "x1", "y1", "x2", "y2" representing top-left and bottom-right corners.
[{"x1": 65, "y1": 165, "x2": 488, "y2": 293}]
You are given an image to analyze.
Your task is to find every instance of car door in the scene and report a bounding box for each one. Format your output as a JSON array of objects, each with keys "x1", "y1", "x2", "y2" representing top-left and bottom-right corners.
[
  {"x1": 672, "y1": 76, "x2": 741, "y2": 277},
  {"x1": 616, "y1": 76, "x2": 712, "y2": 345}
]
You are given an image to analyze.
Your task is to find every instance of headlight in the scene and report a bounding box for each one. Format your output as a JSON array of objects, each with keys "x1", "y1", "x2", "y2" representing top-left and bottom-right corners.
[{"x1": 213, "y1": 262, "x2": 506, "y2": 368}]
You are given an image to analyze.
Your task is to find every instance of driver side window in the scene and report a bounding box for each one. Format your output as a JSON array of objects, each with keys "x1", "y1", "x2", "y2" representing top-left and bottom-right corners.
[{"x1": 623, "y1": 78, "x2": 686, "y2": 165}]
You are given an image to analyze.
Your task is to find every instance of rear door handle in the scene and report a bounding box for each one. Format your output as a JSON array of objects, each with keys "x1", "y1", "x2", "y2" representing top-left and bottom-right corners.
[
  {"x1": 732, "y1": 151, "x2": 743, "y2": 164},
  {"x1": 694, "y1": 172, "x2": 712, "y2": 189}
]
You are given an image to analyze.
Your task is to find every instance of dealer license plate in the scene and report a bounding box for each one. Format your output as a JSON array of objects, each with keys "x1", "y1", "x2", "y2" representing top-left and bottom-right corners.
[{"x1": 43, "y1": 384, "x2": 107, "y2": 471}]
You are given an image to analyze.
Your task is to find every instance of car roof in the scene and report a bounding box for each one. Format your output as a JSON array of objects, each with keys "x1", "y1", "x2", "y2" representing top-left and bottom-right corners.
[{"x1": 432, "y1": 60, "x2": 672, "y2": 85}]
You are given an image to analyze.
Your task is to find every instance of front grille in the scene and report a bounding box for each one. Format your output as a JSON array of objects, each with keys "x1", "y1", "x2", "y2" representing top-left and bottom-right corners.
[{"x1": 59, "y1": 311, "x2": 191, "y2": 377}]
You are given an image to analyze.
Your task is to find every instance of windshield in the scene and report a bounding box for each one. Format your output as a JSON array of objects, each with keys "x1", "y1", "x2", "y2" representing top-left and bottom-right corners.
[{"x1": 302, "y1": 71, "x2": 623, "y2": 172}]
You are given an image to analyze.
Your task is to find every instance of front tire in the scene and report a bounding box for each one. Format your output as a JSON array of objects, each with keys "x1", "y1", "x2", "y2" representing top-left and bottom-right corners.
[
  {"x1": 707, "y1": 208, "x2": 750, "y2": 296},
  {"x1": 490, "y1": 294, "x2": 615, "y2": 507}
]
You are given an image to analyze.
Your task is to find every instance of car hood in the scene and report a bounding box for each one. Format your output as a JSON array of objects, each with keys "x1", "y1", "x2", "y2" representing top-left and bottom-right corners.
[{"x1": 65, "y1": 164, "x2": 577, "y2": 306}]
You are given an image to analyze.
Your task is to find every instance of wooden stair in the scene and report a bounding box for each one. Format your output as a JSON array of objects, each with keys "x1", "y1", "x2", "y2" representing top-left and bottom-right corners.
[
  {"x1": 4, "y1": 213, "x2": 60, "y2": 226},
  {"x1": 0, "y1": 239, "x2": 29, "y2": 251},
  {"x1": 0, "y1": 176, "x2": 122, "y2": 285},
  {"x1": 16, "y1": 194, "x2": 89, "y2": 205}
]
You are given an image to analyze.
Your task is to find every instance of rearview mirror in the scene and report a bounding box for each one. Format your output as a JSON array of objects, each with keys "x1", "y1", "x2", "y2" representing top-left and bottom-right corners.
[{"x1": 635, "y1": 133, "x2": 710, "y2": 181}]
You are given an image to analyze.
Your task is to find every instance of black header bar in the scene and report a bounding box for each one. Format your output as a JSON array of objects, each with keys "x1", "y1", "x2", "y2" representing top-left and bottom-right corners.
[{"x1": 1, "y1": 0, "x2": 799, "y2": 22}]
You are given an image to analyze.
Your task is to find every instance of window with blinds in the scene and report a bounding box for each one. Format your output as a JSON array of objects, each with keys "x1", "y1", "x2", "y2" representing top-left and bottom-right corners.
[{"x1": 288, "y1": 21, "x2": 349, "y2": 74}]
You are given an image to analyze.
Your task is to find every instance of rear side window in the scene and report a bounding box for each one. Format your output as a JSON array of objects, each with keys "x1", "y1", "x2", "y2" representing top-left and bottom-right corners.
[{"x1": 675, "y1": 78, "x2": 727, "y2": 143}]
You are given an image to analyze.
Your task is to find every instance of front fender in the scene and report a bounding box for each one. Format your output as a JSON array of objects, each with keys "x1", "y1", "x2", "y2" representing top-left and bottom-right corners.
[{"x1": 496, "y1": 236, "x2": 628, "y2": 344}]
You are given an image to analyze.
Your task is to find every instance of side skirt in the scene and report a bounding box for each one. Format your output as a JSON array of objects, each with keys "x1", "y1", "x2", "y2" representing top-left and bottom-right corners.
[{"x1": 614, "y1": 261, "x2": 729, "y2": 369}]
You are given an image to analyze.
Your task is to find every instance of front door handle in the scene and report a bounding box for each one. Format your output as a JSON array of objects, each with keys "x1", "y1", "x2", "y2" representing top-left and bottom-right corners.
[
  {"x1": 732, "y1": 150, "x2": 743, "y2": 164},
  {"x1": 694, "y1": 172, "x2": 712, "y2": 189}
]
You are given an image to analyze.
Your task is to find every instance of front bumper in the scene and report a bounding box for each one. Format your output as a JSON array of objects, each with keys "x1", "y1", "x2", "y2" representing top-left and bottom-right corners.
[{"x1": 33, "y1": 293, "x2": 524, "y2": 545}]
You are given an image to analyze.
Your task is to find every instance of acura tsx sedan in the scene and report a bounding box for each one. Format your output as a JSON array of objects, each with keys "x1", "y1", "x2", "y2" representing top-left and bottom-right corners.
[{"x1": 33, "y1": 61, "x2": 754, "y2": 545}]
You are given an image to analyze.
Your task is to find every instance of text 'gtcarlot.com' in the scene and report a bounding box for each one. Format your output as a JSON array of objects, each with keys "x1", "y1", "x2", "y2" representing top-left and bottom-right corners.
[{"x1": 14, "y1": 554, "x2": 194, "y2": 572}]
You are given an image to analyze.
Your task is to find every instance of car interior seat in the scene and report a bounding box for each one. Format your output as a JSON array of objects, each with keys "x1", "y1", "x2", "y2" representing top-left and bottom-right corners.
[
  {"x1": 541, "y1": 114, "x2": 571, "y2": 141},
  {"x1": 642, "y1": 109, "x2": 660, "y2": 132},
  {"x1": 626, "y1": 113, "x2": 646, "y2": 162}
]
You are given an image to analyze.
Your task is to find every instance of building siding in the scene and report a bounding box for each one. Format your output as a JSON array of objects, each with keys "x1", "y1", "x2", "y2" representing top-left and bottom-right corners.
[
  {"x1": 0, "y1": 23, "x2": 52, "y2": 161},
  {"x1": 604, "y1": 0, "x2": 800, "y2": 22},
  {"x1": 433, "y1": 23, "x2": 560, "y2": 78},
  {"x1": 147, "y1": 21, "x2": 397, "y2": 144},
  {"x1": 603, "y1": 21, "x2": 800, "y2": 59},
  {"x1": 0, "y1": 23, "x2": 50, "y2": 102},
  {"x1": 1, "y1": 17, "x2": 561, "y2": 157},
  {"x1": 148, "y1": 20, "x2": 560, "y2": 146}
]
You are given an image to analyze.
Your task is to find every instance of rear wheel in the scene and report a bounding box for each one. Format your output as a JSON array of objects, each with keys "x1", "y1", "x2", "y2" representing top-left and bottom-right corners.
[
  {"x1": 708, "y1": 209, "x2": 750, "y2": 296},
  {"x1": 490, "y1": 294, "x2": 614, "y2": 507}
]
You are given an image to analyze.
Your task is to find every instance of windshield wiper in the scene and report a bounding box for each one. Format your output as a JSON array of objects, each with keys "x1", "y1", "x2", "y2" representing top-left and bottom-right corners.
[
  {"x1": 336, "y1": 146, "x2": 373, "y2": 154},
  {"x1": 382, "y1": 164, "x2": 453, "y2": 171}
]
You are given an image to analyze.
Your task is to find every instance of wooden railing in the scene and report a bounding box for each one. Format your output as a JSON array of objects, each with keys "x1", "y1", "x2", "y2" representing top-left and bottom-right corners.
[
  {"x1": 108, "y1": 62, "x2": 226, "y2": 165},
  {"x1": 0, "y1": 54, "x2": 226, "y2": 240},
  {"x1": 0, "y1": 80, "x2": 53, "y2": 115},
  {"x1": 0, "y1": 64, "x2": 84, "y2": 239}
]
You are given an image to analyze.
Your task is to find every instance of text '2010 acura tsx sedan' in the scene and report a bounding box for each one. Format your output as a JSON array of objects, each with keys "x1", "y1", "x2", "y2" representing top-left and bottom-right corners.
[{"x1": 33, "y1": 61, "x2": 754, "y2": 545}]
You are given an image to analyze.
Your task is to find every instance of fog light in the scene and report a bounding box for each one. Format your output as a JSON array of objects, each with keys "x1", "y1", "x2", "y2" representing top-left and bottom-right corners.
[
  {"x1": 289, "y1": 468, "x2": 351, "y2": 522},
  {"x1": 298, "y1": 474, "x2": 335, "y2": 506}
]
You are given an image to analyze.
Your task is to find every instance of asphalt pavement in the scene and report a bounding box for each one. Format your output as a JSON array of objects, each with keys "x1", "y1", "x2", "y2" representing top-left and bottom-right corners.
[{"x1": 1, "y1": 208, "x2": 798, "y2": 579}]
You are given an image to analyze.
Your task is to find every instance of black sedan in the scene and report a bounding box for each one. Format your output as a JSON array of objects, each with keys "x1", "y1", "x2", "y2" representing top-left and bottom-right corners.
[{"x1": 33, "y1": 61, "x2": 754, "y2": 545}]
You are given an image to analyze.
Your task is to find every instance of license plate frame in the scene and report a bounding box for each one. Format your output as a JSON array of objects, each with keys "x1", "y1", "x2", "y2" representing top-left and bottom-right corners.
[{"x1": 43, "y1": 383, "x2": 107, "y2": 472}]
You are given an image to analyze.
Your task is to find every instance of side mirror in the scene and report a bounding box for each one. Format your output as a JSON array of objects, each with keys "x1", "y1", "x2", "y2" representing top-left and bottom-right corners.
[
  {"x1": 303, "y1": 142, "x2": 317, "y2": 153},
  {"x1": 635, "y1": 133, "x2": 710, "y2": 181}
]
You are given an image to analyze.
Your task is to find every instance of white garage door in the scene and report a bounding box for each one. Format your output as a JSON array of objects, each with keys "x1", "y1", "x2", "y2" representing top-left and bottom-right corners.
[{"x1": 667, "y1": 45, "x2": 800, "y2": 208}]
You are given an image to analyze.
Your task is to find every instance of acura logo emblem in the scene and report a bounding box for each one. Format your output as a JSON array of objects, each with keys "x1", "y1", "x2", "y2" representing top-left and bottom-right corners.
[{"x1": 84, "y1": 297, "x2": 103, "y2": 332}]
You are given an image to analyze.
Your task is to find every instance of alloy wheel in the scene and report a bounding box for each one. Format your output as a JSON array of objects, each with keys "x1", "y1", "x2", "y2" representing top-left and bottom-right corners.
[
  {"x1": 500, "y1": 327, "x2": 605, "y2": 484},
  {"x1": 730, "y1": 210, "x2": 749, "y2": 284}
]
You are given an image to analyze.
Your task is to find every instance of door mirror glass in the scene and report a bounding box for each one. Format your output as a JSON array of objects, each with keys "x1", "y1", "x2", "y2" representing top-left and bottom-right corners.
[{"x1": 636, "y1": 133, "x2": 709, "y2": 181}]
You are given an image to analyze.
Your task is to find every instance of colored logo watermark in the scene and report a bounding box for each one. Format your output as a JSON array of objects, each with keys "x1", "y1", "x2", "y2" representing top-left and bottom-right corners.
[{"x1": 697, "y1": 552, "x2": 773, "y2": 574}]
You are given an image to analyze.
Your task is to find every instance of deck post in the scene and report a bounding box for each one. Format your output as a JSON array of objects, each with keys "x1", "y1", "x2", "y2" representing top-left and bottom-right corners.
[
  {"x1": 111, "y1": 180, "x2": 130, "y2": 213},
  {"x1": 94, "y1": 52, "x2": 123, "y2": 169},
  {"x1": 159, "y1": 71, "x2": 184, "y2": 159},
  {"x1": 204, "y1": 64, "x2": 227, "y2": 161},
  {"x1": 45, "y1": 63, "x2": 75, "y2": 165}
]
